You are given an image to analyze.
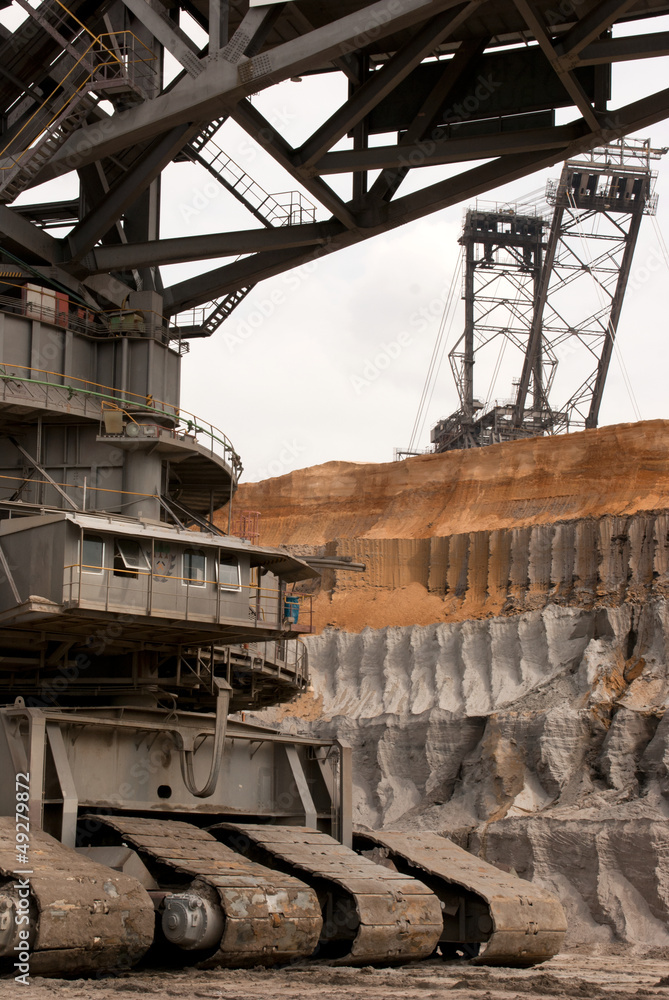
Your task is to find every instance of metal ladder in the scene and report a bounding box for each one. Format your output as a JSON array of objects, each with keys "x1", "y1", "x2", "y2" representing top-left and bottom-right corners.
[
  {"x1": 0, "y1": 101, "x2": 90, "y2": 202},
  {"x1": 0, "y1": 1, "x2": 156, "y2": 201},
  {"x1": 174, "y1": 121, "x2": 317, "y2": 337}
]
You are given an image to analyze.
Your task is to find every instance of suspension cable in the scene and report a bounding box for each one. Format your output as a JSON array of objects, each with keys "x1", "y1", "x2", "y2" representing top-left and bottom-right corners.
[{"x1": 407, "y1": 247, "x2": 462, "y2": 452}]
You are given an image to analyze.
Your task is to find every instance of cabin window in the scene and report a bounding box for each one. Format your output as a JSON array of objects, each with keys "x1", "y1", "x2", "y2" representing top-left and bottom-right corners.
[
  {"x1": 218, "y1": 555, "x2": 241, "y2": 592},
  {"x1": 183, "y1": 548, "x2": 206, "y2": 586},
  {"x1": 113, "y1": 538, "x2": 150, "y2": 578},
  {"x1": 82, "y1": 533, "x2": 104, "y2": 572}
]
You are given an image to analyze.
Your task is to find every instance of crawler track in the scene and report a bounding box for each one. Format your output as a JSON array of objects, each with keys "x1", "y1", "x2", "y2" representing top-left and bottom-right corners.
[
  {"x1": 0, "y1": 817, "x2": 566, "y2": 976},
  {"x1": 0, "y1": 818, "x2": 153, "y2": 976},
  {"x1": 213, "y1": 823, "x2": 443, "y2": 964},
  {"x1": 354, "y1": 830, "x2": 567, "y2": 967},
  {"x1": 92, "y1": 816, "x2": 322, "y2": 967}
]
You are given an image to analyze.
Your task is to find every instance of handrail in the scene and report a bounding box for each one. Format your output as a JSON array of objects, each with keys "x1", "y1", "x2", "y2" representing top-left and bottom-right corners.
[
  {"x1": 0, "y1": 285, "x2": 183, "y2": 347},
  {"x1": 0, "y1": 31, "x2": 156, "y2": 168},
  {"x1": 66, "y1": 563, "x2": 292, "y2": 593},
  {"x1": 0, "y1": 362, "x2": 242, "y2": 477},
  {"x1": 62, "y1": 562, "x2": 314, "y2": 632},
  {"x1": 0, "y1": 471, "x2": 158, "y2": 504}
]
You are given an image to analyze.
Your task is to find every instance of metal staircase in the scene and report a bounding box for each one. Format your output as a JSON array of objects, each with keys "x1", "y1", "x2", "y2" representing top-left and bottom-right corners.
[
  {"x1": 174, "y1": 132, "x2": 317, "y2": 337},
  {"x1": 160, "y1": 493, "x2": 225, "y2": 534},
  {"x1": 0, "y1": 1, "x2": 156, "y2": 202},
  {"x1": 3, "y1": 3, "x2": 311, "y2": 332},
  {"x1": 189, "y1": 135, "x2": 316, "y2": 228},
  {"x1": 0, "y1": 101, "x2": 90, "y2": 203},
  {"x1": 179, "y1": 118, "x2": 229, "y2": 157},
  {"x1": 196, "y1": 287, "x2": 255, "y2": 337}
]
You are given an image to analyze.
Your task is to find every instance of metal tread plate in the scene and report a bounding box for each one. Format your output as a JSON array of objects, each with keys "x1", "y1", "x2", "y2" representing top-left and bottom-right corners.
[
  {"x1": 355, "y1": 830, "x2": 567, "y2": 967},
  {"x1": 214, "y1": 823, "x2": 442, "y2": 964},
  {"x1": 0, "y1": 818, "x2": 154, "y2": 976},
  {"x1": 89, "y1": 815, "x2": 321, "y2": 967}
]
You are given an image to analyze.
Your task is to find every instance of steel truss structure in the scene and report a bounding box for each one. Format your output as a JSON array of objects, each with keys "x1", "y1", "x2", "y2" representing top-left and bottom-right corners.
[
  {"x1": 515, "y1": 138, "x2": 663, "y2": 431},
  {"x1": 0, "y1": 1, "x2": 668, "y2": 336},
  {"x1": 431, "y1": 138, "x2": 662, "y2": 452},
  {"x1": 434, "y1": 207, "x2": 550, "y2": 450}
]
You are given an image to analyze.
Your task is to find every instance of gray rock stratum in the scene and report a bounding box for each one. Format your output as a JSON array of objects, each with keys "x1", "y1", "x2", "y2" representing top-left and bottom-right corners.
[{"x1": 294, "y1": 600, "x2": 669, "y2": 950}]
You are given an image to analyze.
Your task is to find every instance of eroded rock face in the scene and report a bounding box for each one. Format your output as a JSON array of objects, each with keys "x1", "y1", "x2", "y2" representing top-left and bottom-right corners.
[
  {"x1": 297, "y1": 601, "x2": 669, "y2": 948},
  {"x1": 474, "y1": 817, "x2": 669, "y2": 950},
  {"x1": 237, "y1": 427, "x2": 669, "y2": 952}
]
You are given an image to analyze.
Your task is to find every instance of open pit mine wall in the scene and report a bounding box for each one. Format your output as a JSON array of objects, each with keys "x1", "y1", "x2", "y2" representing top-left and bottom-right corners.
[
  {"x1": 314, "y1": 511, "x2": 669, "y2": 615},
  {"x1": 228, "y1": 422, "x2": 669, "y2": 547},
  {"x1": 303, "y1": 599, "x2": 669, "y2": 951}
]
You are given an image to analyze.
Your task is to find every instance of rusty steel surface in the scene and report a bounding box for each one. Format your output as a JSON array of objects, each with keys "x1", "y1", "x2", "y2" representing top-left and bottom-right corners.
[
  {"x1": 0, "y1": 818, "x2": 154, "y2": 976},
  {"x1": 355, "y1": 831, "x2": 567, "y2": 968},
  {"x1": 214, "y1": 823, "x2": 442, "y2": 965},
  {"x1": 90, "y1": 816, "x2": 322, "y2": 967}
]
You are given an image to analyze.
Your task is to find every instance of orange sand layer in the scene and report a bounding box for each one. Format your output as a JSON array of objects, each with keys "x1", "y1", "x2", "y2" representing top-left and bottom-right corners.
[{"x1": 221, "y1": 421, "x2": 669, "y2": 546}]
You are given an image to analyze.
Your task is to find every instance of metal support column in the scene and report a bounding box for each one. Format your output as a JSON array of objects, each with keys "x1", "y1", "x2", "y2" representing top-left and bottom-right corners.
[{"x1": 586, "y1": 206, "x2": 644, "y2": 427}]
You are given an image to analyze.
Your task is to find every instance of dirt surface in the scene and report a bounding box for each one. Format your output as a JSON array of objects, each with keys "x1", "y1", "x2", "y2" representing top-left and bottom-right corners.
[
  {"x1": 5, "y1": 955, "x2": 669, "y2": 1000},
  {"x1": 308, "y1": 580, "x2": 448, "y2": 632},
  {"x1": 224, "y1": 421, "x2": 669, "y2": 545}
]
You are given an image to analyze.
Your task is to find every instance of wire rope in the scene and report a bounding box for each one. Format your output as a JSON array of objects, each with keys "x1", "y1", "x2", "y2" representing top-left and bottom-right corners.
[{"x1": 407, "y1": 247, "x2": 462, "y2": 451}]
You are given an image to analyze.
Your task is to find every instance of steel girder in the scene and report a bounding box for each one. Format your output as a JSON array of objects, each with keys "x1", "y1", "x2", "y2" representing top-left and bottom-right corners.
[{"x1": 0, "y1": 0, "x2": 669, "y2": 328}]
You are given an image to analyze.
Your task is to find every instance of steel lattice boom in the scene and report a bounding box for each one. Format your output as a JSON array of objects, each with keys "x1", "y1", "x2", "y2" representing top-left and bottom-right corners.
[{"x1": 0, "y1": 1, "x2": 668, "y2": 336}]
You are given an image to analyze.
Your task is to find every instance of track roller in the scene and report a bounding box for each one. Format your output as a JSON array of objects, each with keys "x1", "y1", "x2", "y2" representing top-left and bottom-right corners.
[
  {"x1": 0, "y1": 818, "x2": 154, "y2": 977},
  {"x1": 85, "y1": 816, "x2": 322, "y2": 967}
]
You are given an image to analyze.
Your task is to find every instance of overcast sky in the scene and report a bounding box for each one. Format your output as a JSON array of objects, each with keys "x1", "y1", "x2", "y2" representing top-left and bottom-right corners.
[{"x1": 7, "y1": 5, "x2": 669, "y2": 484}]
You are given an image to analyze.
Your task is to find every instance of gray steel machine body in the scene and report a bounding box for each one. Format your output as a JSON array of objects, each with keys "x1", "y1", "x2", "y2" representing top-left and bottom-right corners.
[{"x1": 0, "y1": 306, "x2": 340, "y2": 841}]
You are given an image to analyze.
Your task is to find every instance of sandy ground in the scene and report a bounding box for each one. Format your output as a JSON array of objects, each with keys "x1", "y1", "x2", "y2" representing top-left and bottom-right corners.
[
  {"x1": 224, "y1": 420, "x2": 669, "y2": 545},
  {"x1": 3, "y1": 954, "x2": 669, "y2": 1000}
]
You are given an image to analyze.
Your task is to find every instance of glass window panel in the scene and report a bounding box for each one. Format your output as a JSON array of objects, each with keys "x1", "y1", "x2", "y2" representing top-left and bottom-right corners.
[
  {"x1": 82, "y1": 533, "x2": 104, "y2": 572},
  {"x1": 116, "y1": 538, "x2": 149, "y2": 571},
  {"x1": 218, "y1": 556, "x2": 241, "y2": 591},
  {"x1": 184, "y1": 548, "x2": 206, "y2": 586}
]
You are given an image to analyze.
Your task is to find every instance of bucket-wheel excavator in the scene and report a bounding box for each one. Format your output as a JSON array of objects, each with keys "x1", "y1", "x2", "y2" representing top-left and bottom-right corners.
[{"x1": 15, "y1": 0, "x2": 669, "y2": 976}]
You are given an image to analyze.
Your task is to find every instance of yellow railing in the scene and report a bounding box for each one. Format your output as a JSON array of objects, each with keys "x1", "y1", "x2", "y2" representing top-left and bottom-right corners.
[
  {"x1": 63, "y1": 562, "x2": 314, "y2": 633},
  {"x1": 0, "y1": 360, "x2": 242, "y2": 477},
  {"x1": 0, "y1": 471, "x2": 158, "y2": 510},
  {"x1": 0, "y1": 31, "x2": 155, "y2": 170}
]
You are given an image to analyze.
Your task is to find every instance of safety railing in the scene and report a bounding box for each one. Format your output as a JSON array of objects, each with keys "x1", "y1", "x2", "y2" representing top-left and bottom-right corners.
[
  {"x1": 219, "y1": 638, "x2": 308, "y2": 689},
  {"x1": 0, "y1": 361, "x2": 242, "y2": 479},
  {"x1": 230, "y1": 510, "x2": 261, "y2": 544},
  {"x1": 0, "y1": 31, "x2": 155, "y2": 190},
  {"x1": 546, "y1": 175, "x2": 658, "y2": 216},
  {"x1": 87, "y1": 32, "x2": 157, "y2": 97},
  {"x1": 62, "y1": 562, "x2": 314, "y2": 633},
  {"x1": 0, "y1": 289, "x2": 101, "y2": 335},
  {"x1": 0, "y1": 285, "x2": 186, "y2": 347},
  {"x1": 189, "y1": 137, "x2": 317, "y2": 227},
  {"x1": 0, "y1": 469, "x2": 159, "y2": 512}
]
